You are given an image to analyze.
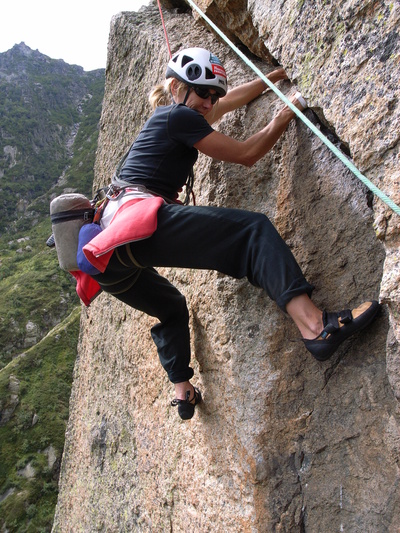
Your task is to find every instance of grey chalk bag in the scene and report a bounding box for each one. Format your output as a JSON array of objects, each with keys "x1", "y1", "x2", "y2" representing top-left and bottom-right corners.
[{"x1": 50, "y1": 193, "x2": 94, "y2": 271}]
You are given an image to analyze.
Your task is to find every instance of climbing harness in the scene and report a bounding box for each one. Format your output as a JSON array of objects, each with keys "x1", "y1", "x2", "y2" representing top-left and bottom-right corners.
[{"x1": 178, "y1": 0, "x2": 400, "y2": 217}]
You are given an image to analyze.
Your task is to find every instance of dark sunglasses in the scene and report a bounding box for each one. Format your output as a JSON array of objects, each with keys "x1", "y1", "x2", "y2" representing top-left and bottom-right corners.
[{"x1": 193, "y1": 86, "x2": 220, "y2": 105}]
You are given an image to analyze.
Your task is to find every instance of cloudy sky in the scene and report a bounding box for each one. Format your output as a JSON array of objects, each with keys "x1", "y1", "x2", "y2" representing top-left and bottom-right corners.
[{"x1": 0, "y1": 0, "x2": 150, "y2": 71}]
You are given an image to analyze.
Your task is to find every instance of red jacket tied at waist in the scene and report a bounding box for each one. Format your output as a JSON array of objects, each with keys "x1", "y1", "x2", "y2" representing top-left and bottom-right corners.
[{"x1": 72, "y1": 196, "x2": 164, "y2": 305}]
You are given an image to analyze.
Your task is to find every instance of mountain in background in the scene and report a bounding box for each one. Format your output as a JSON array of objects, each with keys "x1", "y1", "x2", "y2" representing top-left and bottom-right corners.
[
  {"x1": 0, "y1": 42, "x2": 104, "y2": 233},
  {"x1": 0, "y1": 41, "x2": 104, "y2": 365},
  {"x1": 0, "y1": 43, "x2": 105, "y2": 531}
]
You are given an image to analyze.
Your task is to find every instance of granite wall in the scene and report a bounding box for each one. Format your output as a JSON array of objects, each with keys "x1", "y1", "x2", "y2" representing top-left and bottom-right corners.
[{"x1": 53, "y1": 1, "x2": 400, "y2": 531}]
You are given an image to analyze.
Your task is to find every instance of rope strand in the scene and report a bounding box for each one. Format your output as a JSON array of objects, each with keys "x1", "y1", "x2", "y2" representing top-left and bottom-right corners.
[{"x1": 157, "y1": 0, "x2": 172, "y2": 58}]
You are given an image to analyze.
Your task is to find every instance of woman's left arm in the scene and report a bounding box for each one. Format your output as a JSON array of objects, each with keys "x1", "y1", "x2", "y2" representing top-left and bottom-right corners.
[{"x1": 206, "y1": 68, "x2": 288, "y2": 125}]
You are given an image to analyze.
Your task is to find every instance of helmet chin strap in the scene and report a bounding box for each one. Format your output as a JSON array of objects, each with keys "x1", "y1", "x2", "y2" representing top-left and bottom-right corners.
[{"x1": 182, "y1": 87, "x2": 192, "y2": 105}]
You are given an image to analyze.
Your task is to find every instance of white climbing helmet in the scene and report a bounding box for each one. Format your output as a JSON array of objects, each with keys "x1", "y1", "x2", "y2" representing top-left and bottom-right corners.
[{"x1": 166, "y1": 47, "x2": 228, "y2": 96}]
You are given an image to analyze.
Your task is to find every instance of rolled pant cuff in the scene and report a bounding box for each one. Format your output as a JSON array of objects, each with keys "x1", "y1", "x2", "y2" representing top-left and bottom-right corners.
[
  {"x1": 276, "y1": 278, "x2": 315, "y2": 312},
  {"x1": 168, "y1": 367, "x2": 195, "y2": 384}
]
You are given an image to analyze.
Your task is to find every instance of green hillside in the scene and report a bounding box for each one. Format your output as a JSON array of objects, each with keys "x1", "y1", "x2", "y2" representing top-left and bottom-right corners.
[
  {"x1": 0, "y1": 43, "x2": 104, "y2": 531},
  {"x1": 0, "y1": 309, "x2": 80, "y2": 531}
]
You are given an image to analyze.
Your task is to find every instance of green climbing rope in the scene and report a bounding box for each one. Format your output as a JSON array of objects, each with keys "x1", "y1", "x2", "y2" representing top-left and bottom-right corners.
[{"x1": 186, "y1": 0, "x2": 400, "y2": 216}]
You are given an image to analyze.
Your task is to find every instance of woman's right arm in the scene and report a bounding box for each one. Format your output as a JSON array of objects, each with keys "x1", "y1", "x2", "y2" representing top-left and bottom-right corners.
[{"x1": 196, "y1": 93, "x2": 303, "y2": 167}]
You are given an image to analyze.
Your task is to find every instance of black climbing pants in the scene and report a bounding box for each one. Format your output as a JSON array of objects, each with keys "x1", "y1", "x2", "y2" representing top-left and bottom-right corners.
[{"x1": 92, "y1": 204, "x2": 314, "y2": 383}]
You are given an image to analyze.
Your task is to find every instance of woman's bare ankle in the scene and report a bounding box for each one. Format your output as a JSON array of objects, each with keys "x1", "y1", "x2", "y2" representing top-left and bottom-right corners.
[
  {"x1": 286, "y1": 294, "x2": 323, "y2": 339},
  {"x1": 174, "y1": 381, "x2": 194, "y2": 400},
  {"x1": 300, "y1": 319, "x2": 324, "y2": 340}
]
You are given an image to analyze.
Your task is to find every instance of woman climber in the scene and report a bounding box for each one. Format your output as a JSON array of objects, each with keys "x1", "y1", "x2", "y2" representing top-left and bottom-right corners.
[{"x1": 90, "y1": 47, "x2": 380, "y2": 420}]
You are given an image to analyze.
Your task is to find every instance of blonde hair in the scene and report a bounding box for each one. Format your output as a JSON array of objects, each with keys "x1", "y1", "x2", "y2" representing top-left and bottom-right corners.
[{"x1": 148, "y1": 78, "x2": 188, "y2": 110}]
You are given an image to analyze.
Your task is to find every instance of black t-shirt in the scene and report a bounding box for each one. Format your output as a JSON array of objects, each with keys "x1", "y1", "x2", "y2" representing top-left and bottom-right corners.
[{"x1": 119, "y1": 104, "x2": 214, "y2": 200}]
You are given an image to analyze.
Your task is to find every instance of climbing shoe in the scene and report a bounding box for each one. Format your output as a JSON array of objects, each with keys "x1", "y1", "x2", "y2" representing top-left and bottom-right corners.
[
  {"x1": 171, "y1": 387, "x2": 202, "y2": 420},
  {"x1": 303, "y1": 300, "x2": 380, "y2": 361}
]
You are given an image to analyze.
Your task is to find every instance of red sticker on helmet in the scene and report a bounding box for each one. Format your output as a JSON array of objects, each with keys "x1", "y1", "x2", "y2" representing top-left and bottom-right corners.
[{"x1": 212, "y1": 64, "x2": 227, "y2": 78}]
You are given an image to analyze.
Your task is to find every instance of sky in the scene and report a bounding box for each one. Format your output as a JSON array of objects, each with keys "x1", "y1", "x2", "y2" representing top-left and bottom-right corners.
[{"x1": 0, "y1": 0, "x2": 151, "y2": 71}]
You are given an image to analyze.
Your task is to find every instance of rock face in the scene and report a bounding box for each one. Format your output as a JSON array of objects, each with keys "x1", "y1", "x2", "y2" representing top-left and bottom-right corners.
[{"x1": 53, "y1": 1, "x2": 400, "y2": 531}]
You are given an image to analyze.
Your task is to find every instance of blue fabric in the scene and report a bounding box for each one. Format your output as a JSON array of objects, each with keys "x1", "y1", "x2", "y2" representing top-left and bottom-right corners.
[{"x1": 77, "y1": 224, "x2": 103, "y2": 275}]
